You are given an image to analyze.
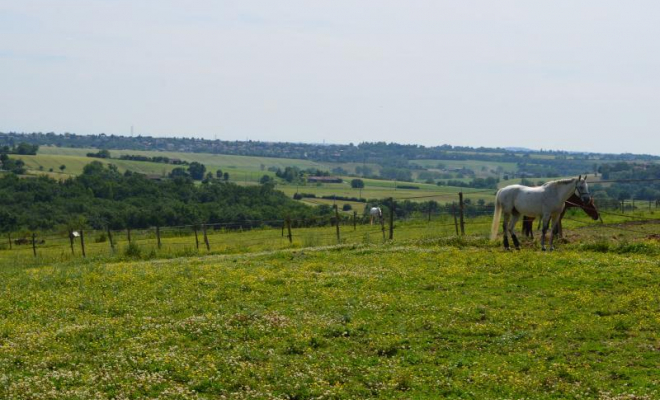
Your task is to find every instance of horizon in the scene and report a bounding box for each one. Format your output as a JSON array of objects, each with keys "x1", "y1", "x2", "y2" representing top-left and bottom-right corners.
[{"x1": 3, "y1": 129, "x2": 659, "y2": 158}]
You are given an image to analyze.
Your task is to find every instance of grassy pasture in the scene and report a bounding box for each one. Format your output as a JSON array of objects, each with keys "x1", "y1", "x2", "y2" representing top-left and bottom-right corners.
[
  {"x1": 36, "y1": 146, "x2": 382, "y2": 178},
  {"x1": 410, "y1": 159, "x2": 519, "y2": 176},
  {"x1": 0, "y1": 217, "x2": 659, "y2": 399}
]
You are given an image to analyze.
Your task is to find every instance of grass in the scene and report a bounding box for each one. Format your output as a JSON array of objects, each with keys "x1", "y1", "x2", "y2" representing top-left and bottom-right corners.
[
  {"x1": 25, "y1": 146, "x2": 498, "y2": 204},
  {"x1": 0, "y1": 219, "x2": 659, "y2": 398}
]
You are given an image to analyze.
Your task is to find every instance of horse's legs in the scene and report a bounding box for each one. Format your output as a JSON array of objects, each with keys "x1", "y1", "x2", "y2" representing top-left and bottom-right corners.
[
  {"x1": 509, "y1": 213, "x2": 521, "y2": 250},
  {"x1": 541, "y1": 214, "x2": 551, "y2": 251},
  {"x1": 549, "y1": 215, "x2": 560, "y2": 251},
  {"x1": 502, "y1": 213, "x2": 510, "y2": 250}
]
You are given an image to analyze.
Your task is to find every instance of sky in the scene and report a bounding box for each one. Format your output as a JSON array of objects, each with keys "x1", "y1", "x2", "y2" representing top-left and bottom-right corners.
[{"x1": 1, "y1": 1, "x2": 659, "y2": 154}]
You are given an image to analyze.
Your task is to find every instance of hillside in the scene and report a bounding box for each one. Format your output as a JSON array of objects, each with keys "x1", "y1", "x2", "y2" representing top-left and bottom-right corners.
[{"x1": 1, "y1": 236, "x2": 658, "y2": 399}]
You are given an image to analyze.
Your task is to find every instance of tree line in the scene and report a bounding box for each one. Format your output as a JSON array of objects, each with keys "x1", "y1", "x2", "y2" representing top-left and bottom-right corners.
[{"x1": 0, "y1": 161, "x2": 329, "y2": 235}]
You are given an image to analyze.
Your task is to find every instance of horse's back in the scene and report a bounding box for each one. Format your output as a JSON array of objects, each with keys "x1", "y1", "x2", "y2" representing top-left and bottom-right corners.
[{"x1": 497, "y1": 185, "x2": 551, "y2": 215}]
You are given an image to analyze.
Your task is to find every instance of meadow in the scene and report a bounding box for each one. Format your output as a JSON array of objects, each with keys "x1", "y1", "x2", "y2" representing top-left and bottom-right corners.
[
  {"x1": 0, "y1": 212, "x2": 659, "y2": 399},
  {"x1": 17, "y1": 146, "x2": 504, "y2": 207}
]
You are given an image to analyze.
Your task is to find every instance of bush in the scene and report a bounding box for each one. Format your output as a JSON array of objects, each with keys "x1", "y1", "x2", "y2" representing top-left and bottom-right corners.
[
  {"x1": 342, "y1": 204, "x2": 352, "y2": 211},
  {"x1": 123, "y1": 242, "x2": 142, "y2": 258}
]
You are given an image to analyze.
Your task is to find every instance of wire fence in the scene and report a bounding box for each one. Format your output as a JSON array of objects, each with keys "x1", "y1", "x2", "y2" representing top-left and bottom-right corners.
[{"x1": 2, "y1": 190, "x2": 659, "y2": 262}]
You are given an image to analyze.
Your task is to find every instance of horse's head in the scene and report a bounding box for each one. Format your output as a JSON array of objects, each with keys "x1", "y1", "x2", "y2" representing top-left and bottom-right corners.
[
  {"x1": 575, "y1": 175, "x2": 591, "y2": 204},
  {"x1": 584, "y1": 198, "x2": 600, "y2": 221}
]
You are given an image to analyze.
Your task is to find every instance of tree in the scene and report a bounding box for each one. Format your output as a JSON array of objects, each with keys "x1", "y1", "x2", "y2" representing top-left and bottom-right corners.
[
  {"x1": 260, "y1": 175, "x2": 273, "y2": 185},
  {"x1": 223, "y1": 172, "x2": 229, "y2": 181},
  {"x1": 169, "y1": 167, "x2": 189, "y2": 179},
  {"x1": 59, "y1": 164, "x2": 66, "y2": 172},
  {"x1": 216, "y1": 169, "x2": 223, "y2": 179},
  {"x1": 187, "y1": 162, "x2": 206, "y2": 180},
  {"x1": 351, "y1": 179, "x2": 365, "y2": 189}
]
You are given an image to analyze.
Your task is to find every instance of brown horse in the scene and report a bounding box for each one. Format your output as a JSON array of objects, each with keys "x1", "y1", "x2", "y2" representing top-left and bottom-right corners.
[{"x1": 522, "y1": 193, "x2": 599, "y2": 238}]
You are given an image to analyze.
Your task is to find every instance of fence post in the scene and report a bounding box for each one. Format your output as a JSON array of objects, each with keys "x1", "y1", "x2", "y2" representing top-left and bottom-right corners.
[
  {"x1": 31, "y1": 233, "x2": 37, "y2": 257},
  {"x1": 389, "y1": 198, "x2": 394, "y2": 240},
  {"x1": 282, "y1": 221, "x2": 285, "y2": 237},
  {"x1": 353, "y1": 211, "x2": 357, "y2": 231},
  {"x1": 380, "y1": 211, "x2": 386, "y2": 241},
  {"x1": 458, "y1": 192, "x2": 465, "y2": 236},
  {"x1": 202, "y1": 224, "x2": 210, "y2": 251},
  {"x1": 334, "y1": 205, "x2": 341, "y2": 243},
  {"x1": 156, "y1": 226, "x2": 162, "y2": 249},
  {"x1": 286, "y1": 217, "x2": 293, "y2": 244},
  {"x1": 7, "y1": 233, "x2": 11, "y2": 250},
  {"x1": 107, "y1": 227, "x2": 115, "y2": 253},
  {"x1": 194, "y1": 226, "x2": 200, "y2": 250},
  {"x1": 452, "y1": 203, "x2": 459, "y2": 236},
  {"x1": 80, "y1": 229, "x2": 86, "y2": 257},
  {"x1": 69, "y1": 231, "x2": 75, "y2": 255},
  {"x1": 428, "y1": 204, "x2": 432, "y2": 222},
  {"x1": 127, "y1": 228, "x2": 132, "y2": 244}
]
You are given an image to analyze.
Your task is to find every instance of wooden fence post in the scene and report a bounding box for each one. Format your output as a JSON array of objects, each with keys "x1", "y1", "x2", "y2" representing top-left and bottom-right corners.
[
  {"x1": 428, "y1": 204, "x2": 432, "y2": 222},
  {"x1": 282, "y1": 221, "x2": 285, "y2": 237},
  {"x1": 353, "y1": 211, "x2": 357, "y2": 231},
  {"x1": 156, "y1": 226, "x2": 162, "y2": 249},
  {"x1": 194, "y1": 226, "x2": 200, "y2": 250},
  {"x1": 380, "y1": 212, "x2": 386, "y2": 241},
  {"x1": 458, "y1": 192, "x2": 465, "y2": 236},
  {"x1": 107, "y1": 227, "x2": 115, "y2": 253},
  {"x1": 7, "y1": 233, "x2": 11, "y2": 250},
  {"x1": 69, "y1": 231, "x2": 75, "y2": 255},
  {"x1": 334, "y1": 205, "x2": 341, "y2": 243},
  {"x1": 286, "y1": 217, "x2": 293, "y2": 244},
  {"x1": 31, "y1": 233, "x2": 37, "y2": 257},
  {"x1": 202, "y1": 224, "x2": 210, "y2": 251},
  {"x1": 127, "y1": 228, "x2": 132, "y2": 244},
  {"x1": 80, "y1": 229, "x2": 86, "y2": 257},
  {"x1": 452, "y1": 203, "x2": 459, "y2": 236},
  {"x1": 389, "y1": 198, "x2": 394, "y2": 240}
]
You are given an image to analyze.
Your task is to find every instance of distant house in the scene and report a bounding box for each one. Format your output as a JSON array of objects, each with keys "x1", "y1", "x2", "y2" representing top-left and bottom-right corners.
[
  {"x1": 307, "y1": 176, "x2": 343, "y2": 183},
  {"x1": 145, "y1": 174, "x2": 165, "y2": 181}
]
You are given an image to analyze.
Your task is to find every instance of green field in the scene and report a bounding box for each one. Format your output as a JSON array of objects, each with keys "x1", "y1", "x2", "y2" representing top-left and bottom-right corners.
[
  {"x1": 19, "y1": 146, "x2": 500, "y2": 205},
  {"x1": 33, "y1": 146, "x2": 382, "y2": 181},
  {"x1": 1, "y1": 214, "x2": 659, "y2": 399},
  {"x1": 410, "y1": 159, "x2": 519, "y2": 177}
]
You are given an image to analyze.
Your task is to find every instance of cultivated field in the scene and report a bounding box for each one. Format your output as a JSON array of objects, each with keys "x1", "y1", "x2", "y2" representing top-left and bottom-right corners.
[
  {"x1": 1, "y1": 215, "x2": 659, "y2": 399},
  {"x1": 20, "y1": 146, "x2": 503, "y2": 205}
]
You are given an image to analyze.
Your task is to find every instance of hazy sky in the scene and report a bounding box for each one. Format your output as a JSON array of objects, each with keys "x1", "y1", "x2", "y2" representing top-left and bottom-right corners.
[{"x1": 1, "y1": 1, "x2": 659, "y2": 154}]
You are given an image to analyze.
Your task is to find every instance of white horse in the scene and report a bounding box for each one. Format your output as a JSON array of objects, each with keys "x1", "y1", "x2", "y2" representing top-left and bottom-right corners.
[
  {"x1": 490, "y1": 176, "x2": 591, "y2": 251},
  {"x1": 370, "y1": 207, "x2": 383, "y2": 225}
]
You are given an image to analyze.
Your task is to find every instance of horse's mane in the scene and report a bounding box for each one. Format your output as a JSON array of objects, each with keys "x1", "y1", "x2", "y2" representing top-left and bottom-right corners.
[{"x1": 542, "y1": 178, "x2": 576, "y2": 187}]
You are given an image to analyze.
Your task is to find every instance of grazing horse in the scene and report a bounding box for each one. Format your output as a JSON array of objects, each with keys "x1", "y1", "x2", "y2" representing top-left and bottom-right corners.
[
  {"x1": 369, "y1": 207, "x2": 383, "y2": 225},
  {"x1": 522, "y1": 194, "x2": 600, "y2": 238},
  {"x1": 490, "y1": 176, "x2": 591, "y2": 251}
]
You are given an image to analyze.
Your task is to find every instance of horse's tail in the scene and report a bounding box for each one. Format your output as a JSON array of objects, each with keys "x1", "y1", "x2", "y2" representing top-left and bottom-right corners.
[{"x1": 490, "y1": 192, "x2": 502, "y2": 241}]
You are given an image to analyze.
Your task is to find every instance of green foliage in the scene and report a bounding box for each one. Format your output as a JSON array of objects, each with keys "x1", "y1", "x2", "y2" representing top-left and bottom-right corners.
[
  {"x1": 187, "y1": 161, "x2": 206, "y2": 180},
  {"x1": 350, "y1": 178, "x2": 364, "y2": 189},
  {"x1": 0, "y1": 162, "x2": 328, "y2": 232}
]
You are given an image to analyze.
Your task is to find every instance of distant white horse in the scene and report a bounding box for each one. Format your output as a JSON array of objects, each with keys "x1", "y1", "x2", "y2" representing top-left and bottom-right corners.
[
  {"x1": 370, "y1": 207, "x2": 383, "y2": 225},
  {"x1": 490, "y1": 176, "x2": 591, "y2": 251}
]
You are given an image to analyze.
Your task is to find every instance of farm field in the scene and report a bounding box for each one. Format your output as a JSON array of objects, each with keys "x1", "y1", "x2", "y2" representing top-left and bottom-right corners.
[
  {"x1": 34, "y1": 146, "x2": 382, "y2": 179},
  {"x1": 1, "y1": 217, "x2": 659, "y2": 399},
  {"x1": 23, "y1": 146, "x2": 500, "y2": 205},
  {"x1": 410, "y1": 159, "x2": 519, "y2": 177}
]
